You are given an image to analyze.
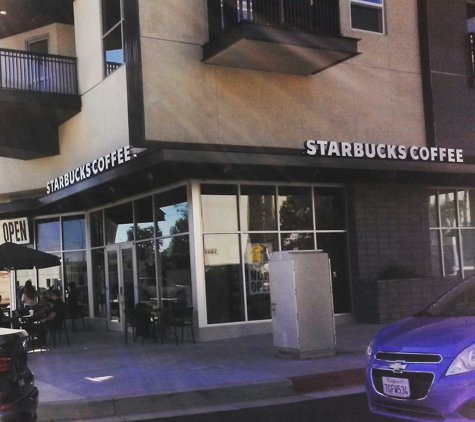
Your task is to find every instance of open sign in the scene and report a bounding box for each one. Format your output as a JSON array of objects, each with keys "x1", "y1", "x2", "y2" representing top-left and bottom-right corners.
[{"x1": 0, "y1": 218, "x2": 29, "y2": 245}]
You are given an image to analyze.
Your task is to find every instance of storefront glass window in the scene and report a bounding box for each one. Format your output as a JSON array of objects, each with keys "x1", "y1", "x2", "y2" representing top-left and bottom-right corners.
[
  {"x1": 154, "y1": 187, "x2": 188, "y2": 237},
  {"x1": 137, "y1": 240, "x2": 157, "y2": 305},
  {"x1": 243, "y1": 233, "x2": 277, "y2": 320},
  {"x1": 201, "y1": 182, "x2": 351, "y2": 323},
  {"x1": 281, "y1": 232, "x2": 315, "y2": 251},
  {"x1": 105, "y1": 202, "x2": 134, "y2": 244},
  {"x1": 458, "y1": 190, "x2": 475, "y2": 228},
  {"x1": 438, "y1": 190, "x2": 457, "y2": 227},
  {"x1": 203, "y1": 233, "x2": 244, "y2": 323},
  {"x1": 314, "y1": 187, "x2": 346, "y2": 230},
  {"x1": 461, "y1": 230, "x2": 475, "y2": 278},
  {"x1": 240, "y1": 185, "x2": 277, "y2": 231},
  {"x1": 92, "y1": 249, "x2": 106, "y2": 318},
  {"x1": 90, "y1": 211, "x2": 104, "y2": 247},
  {"x1": 430, "y1": 231, "x2": 442, "y2": 278},
  {"x1": 443, "y1": 229, "x2": 460, "y2": 277},
  {"x1": 278, "y1": 186, "x2": 312, "y2": 231},
  {"x1": 37, "y1": 261, "x2": 61, "y2": 295},
  {"x1": 64, "y1": 251, "x2": 88, "y2": 315},
  {"x1": 157, "y1": 236, "x2": 192, "y2": 308},
  {"x1": 135, "y1": 197, "x2": 154, "y2": 240},
  {"x1": 37, "y1": 219, "x2": 60, "y2": 252},
  {"x1": 63, "y1": 216, "x2": 86, "y2": 250},
  {"x1": 201, "y1": 185, "x2": 239, "y2": 232}
]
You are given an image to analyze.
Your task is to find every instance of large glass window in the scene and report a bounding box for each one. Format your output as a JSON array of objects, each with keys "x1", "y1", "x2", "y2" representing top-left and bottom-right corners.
[
  {"x1": 429, "y1": 188, "x2": 475, "y2": 279},
  {"x1": 37, "y1": 219, "x2": 60, "y2": 252},
  {"x1": 154, "y1": 187, "x2": 189, "y2": 237},
  {"x1": 350, "y1": 0, "x2": 384, "y2": 33},
  {"x1": 105, "y1": 202, "x2": 134, "y2": 244},
  {"x1": 201, "y1": 183, "x2": 350, "y2": 324},
  {"x1": 102, "y1": 0, "x2": 124, "y2": 76},
  {"x1": 63, "y1": 216, "x2": 86, "y2": 250},
  {"x1": 92, "y1": 249, "x2": 106, "y2": 318}
]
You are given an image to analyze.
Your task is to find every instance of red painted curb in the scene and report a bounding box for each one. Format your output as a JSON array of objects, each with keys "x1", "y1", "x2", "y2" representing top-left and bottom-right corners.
[{"x1": 289, "y1": 368, "x2": 366, "y2": 393}]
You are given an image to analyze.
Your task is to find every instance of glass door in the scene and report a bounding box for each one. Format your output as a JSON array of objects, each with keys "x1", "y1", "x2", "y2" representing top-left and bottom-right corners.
[{"x1": 106, "y1": 244, "x2": 136, "y2": 331}]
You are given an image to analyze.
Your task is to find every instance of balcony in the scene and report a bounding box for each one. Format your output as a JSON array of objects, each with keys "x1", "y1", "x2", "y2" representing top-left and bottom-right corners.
[
  {"x1": 0, "y1": 48, "x2": 80, "y2": 160},
  {"x1": 203, "y1": 0, "x2": 360, "y2": 76}
]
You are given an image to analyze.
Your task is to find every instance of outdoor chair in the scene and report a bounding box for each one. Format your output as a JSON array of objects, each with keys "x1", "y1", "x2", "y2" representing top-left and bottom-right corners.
[
  {"x1": 50, "y1": 317, "x2": 70, "y2": 348},
  {"x1": 69, "y1": 304, "x2": 86, "y2": 332},
  {"x1": 161, "y1": 306, "x2": 195, "y2": 346},
  {"x1": 125, "y1": 304, "x2": 156, "y2": 345}
]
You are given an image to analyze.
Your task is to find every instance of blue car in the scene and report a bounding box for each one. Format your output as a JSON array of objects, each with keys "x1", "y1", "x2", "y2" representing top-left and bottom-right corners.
[{"x1": 366, "y1": 275, "x2": 475, "y2": 421}]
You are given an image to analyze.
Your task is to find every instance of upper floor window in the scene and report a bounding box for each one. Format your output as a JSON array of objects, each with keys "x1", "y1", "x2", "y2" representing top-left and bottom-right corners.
[
  {"x1": 350, "y1": 0, "x2": 384, "y2": 33},
  {"x1": 102, "y1": 0, "x2": 124, "y2": 76}
]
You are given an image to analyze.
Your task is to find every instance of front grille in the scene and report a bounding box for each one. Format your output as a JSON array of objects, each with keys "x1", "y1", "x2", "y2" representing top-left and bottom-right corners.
[
  {"x1": 372, "y1": 369, "x2": 434, "y2": 400},
  {"x1": 373, "y1": 399, "x2": 443, "y2": 420},
  {"x1": 376, "y1": 352, "x2": 441, "y2": 363}
]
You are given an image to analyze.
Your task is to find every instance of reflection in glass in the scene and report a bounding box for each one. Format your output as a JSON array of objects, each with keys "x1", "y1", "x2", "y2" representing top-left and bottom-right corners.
[
  {"x1": 317, "y1": 233, "x2": 351, "y2": 313},
  {"x1": 107, "y1": 250, "x2": 119, "y2": 322},
  {"x1": 428, "y1": 189, "x2": 438, "y2": 228},
  {"x1": 458, "y1": 190, "x2": 475, "y2": 228},
  {"x1": 314, "y1": 187, "x2": 346, "y2": 230},
  {"x1": 154, "y1": 187, "x2": 188, "y2": 237},
  {"x1": 157, "y1": 236, "x2": 191, "y2": 307},
  {"x1": 64, "y1": 251, "x2": 88, "y2": 315},
  {"x1": 430, "y1": 231, "x2": 442, "y2": 278},
  {"x1": 102, "y1": 0, "x2": 121, "y2": 33},
  {"x1": 90, "y1": 211, "x2": 104, "y2": 247},
  {"x1": 37, "y1": 219, "x2": 60, "y2": 252},
  {"x1": 243, "y1": 233, "x2": 277, "y2": 320},
  {"x1": 240, "y1": 185, "x2": 276, "y2": 231},
  {"x1": 37, "y1": 261, "x2": 61, "y2": 297},
  {"x1": 204, "y1": 234, "x2": 244, "y2": 323},
  {"x1": 281, "y1": 232, "x2": 315, "y2": 251},
  {"x1": 63, "y1": 216, "x2": 86, "y2": 250},
  {"x1": 278, "y1": 186, "x2": 312, "y2": 231},
  {"x1": 201, "y1": 184, "x2": 239, "y2": 232},
  {"x1": 137, "y1": 240, "x2": 157, "y2": 306},
  {"x1": 92, "y1": 249, "x2": 106, "y2": 318},
  {"x1": 135, "y1": 197, "x2": 154, "y2": 240},
  {"x1": 439, "y1": 190, "x2": 457, "y2": 228},
  {"x1": 461, "y1": 230, "x2": 475, "y2": 278},
  {"x1": 105, "y1": 202, "x2": 134, "y2": 244},
  {"x1": 122, "y1": 248, "x2": 135, "y2": 312},
  {"x1": 442, "y1": 229, "x2": 460, "y2": 276}
]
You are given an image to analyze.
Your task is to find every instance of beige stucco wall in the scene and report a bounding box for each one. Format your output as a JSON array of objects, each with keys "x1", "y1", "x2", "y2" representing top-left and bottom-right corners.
[
  {"x1": 140, "y1": 0, "x2": 424, "y2": 149},
  {"x1": 0, "y1": 0, "x2": 129, "y2": 198},
  {"x1": 0, "y1": 23, "x2": 76, "y2": 56}
]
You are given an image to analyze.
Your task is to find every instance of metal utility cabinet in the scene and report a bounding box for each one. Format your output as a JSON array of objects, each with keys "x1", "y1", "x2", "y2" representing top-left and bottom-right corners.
[{"x1": 269, "y1": 251, "x2": 336, "y2": 359}]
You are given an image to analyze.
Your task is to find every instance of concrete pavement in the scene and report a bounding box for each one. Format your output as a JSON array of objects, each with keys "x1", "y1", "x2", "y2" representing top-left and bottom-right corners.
[{"x1": 29, "y1": 322, "x2": 384, "y2": 421}]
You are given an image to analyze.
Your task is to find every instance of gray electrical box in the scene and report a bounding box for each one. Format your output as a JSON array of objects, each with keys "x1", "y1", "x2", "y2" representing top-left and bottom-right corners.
[{"x1": 269, "y1": 250, "x2": 336, "y2": 359}]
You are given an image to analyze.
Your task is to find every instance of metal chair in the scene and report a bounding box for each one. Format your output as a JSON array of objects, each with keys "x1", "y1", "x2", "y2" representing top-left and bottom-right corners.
[
  {"x1": 50, "y1": 317, "x2": 70, "y2": 348},
  {"x1": 161, "y1": 306, "x2": 195, "y2": 346},
  {"x1": 69, "y1": 304, "x2": 86, "y2": 332}
]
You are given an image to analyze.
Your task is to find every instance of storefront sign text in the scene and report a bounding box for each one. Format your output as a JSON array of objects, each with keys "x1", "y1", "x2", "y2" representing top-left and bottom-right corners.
[
  {"x1": 47, "y1": 145, "x2": 133, "y2": 194},
  {"x1": 304, "y1": 140, "x2": 464, "y2": 163},
  {"x1": 0, "y1": 217, "x2": 29, "y2": 245}
]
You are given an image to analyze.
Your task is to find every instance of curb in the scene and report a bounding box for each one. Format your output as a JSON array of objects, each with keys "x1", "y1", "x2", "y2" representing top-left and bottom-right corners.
[
  {"x1": 37, "y1": 368, "x2": 367, "y2": 421},
  {"x1": 289, "y1": 368, "x2": 366, "y2": 393},
  {"x1": 37, "y1": 379, "x2": 296, "y2": 422}
]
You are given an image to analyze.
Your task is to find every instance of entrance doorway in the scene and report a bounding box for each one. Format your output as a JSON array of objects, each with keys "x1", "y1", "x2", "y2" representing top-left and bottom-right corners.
[{"x1": 106, "y1": 244, "x2": 136, "y2": 331}]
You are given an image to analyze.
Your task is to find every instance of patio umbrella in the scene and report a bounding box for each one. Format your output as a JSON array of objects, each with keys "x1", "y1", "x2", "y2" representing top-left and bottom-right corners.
[{"x1": 0, "y1": 242, "x2": 61, "y2": 270}]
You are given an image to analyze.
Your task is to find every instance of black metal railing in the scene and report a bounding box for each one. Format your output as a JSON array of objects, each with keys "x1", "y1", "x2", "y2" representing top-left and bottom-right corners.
[
  {"x1": 0, "y1": 49, "x2": 78, "y2": 95},
  {"x1": 106, "y1": 61, "x2": 122, "y2": 76},
  {"x1": 207, "y1": 0, "x2": 341, "y2": 39}
]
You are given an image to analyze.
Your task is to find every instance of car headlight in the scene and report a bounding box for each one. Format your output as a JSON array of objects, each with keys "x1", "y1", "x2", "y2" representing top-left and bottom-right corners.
[
  {"x1": 446, "y1": 344, "x2": 475, "y2": 376},
  {"x1": 366, "y1": 340, "x2": 374, "y2": 360}
]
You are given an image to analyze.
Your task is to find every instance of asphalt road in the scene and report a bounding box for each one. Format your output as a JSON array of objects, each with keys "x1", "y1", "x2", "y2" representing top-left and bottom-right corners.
[{"x1": 136, "y1": 393, "x2": 395, "y2": 422}]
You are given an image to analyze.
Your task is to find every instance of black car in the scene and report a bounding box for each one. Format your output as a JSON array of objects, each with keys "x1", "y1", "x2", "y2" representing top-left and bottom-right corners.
[{"x1": 0, "y1": 328, "x2": 38, "y2": 422}]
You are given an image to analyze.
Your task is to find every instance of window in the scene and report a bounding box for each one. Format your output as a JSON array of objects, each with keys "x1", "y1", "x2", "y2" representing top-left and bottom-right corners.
[
  {"x1": 429, "y1": 189, "x2": 475, "y2": 279},
  {"x1": 201, "y1": 183, "x2": 351, "y2": 324},
  {"x1": 350, "y1": 0, "x2": 384, "y2": 33},
  {"x1": 102, "y1": 0, "x2": 124, "y2": 76}
]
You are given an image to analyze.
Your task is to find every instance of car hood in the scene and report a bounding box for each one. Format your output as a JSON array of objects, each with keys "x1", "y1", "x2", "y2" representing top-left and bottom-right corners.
[{"x1": 373, "y1": 316, "x2": 475, "y2": 358}]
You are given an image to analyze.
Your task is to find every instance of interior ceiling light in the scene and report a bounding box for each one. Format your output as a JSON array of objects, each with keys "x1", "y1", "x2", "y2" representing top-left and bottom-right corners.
[{"x1": 0, "y1": 11, "x2": 7, "y2": 15}]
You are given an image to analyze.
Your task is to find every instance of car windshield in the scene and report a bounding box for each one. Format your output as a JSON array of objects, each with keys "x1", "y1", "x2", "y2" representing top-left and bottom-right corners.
[{"x1": 416, "y1": 275, "x2": 475, "y2": 317}]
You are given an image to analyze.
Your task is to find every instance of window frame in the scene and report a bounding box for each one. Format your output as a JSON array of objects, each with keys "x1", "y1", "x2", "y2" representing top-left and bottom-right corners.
[
  {"x1": 349, "y1": 0, "x2": 385, "y2": 34},
  {"x1": 101, "y1": 0, "x2": 124, "y2": 76}
]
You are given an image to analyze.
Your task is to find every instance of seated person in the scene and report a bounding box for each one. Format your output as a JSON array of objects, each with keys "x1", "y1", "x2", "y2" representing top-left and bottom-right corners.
[
  {"x1": 39, "y1": 290, "x2": 67, "y2": 344},
  {"x1": 33, "y1": 296, "x2": 51, "y2": 321}
]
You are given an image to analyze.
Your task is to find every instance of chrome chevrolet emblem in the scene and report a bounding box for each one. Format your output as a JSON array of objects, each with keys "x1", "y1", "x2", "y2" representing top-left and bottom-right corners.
[{"x1": 389, "y1": 361, "x2": 407, "y2": 373}]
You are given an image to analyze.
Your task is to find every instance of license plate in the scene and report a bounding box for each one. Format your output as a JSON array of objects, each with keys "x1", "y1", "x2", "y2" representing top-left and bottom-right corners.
[{"x1": 382, "y1": 376, "x2": 410, "y2": 398}]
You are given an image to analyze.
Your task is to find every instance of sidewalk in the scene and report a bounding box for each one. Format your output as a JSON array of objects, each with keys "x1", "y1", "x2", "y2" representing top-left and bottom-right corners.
[{"x1": 31, "y1": 322, "x2": 383, "y2": 421}]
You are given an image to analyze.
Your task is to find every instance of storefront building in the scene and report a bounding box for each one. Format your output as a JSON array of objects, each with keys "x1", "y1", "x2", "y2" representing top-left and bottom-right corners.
[{"x1": 0, "y1": 0, "x2": 473, "y2": 340}]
